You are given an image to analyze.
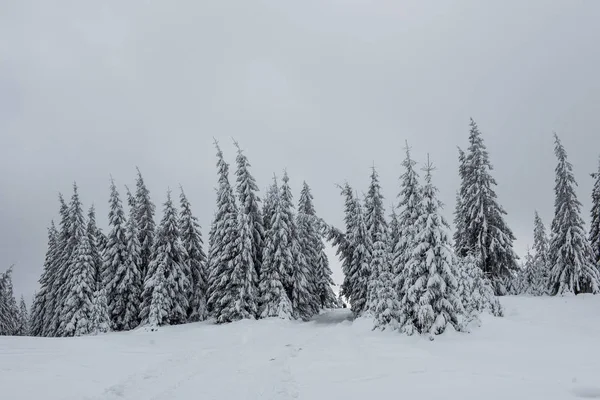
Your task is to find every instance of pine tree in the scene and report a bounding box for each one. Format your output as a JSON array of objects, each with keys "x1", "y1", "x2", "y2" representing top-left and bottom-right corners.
[
  {"x1": 549, "y1": 134, "x2": 600, "y2": 295},
  {"x1": 590, "y1": 158, "x2": 600, "y2": 273},
  {"x1": 30, "y1": 222, "x2": 59, "y2": 337},
  {"x1": 364, "y1": 167, "x2": 387, "y2": 314},
  {"x1": 89, "y1": 288, "x2": 110, "y2": 335},
  {"x1": 0, "y1": 267, "x2": 19, "y2": 335},
  {"x1": 17, "y1": 296, "x2": 29, "y2": 336},
  {"x1": 315, "y1": 248, "x2": 339, "y2": 308},
  {"x1": 398, "y1": 159, "x2": 464, "y2": 337},
  {"x1": 259, "y1": 174, "x2": 294, "y2": 320},
  {"x1": 206, "y1": 143, "x2": 244, "y2": 322},
  {"x1": 262, "y1": 177, "x2": 279, "y2": 234},
  {"x1": 102, "y1": 180, "x2": 130, "y2": 330},
  {"x1": 459, "y1": 119, "x2": 518, "y2": 294},
  {"x1": 371, "y1": 215, "x2": 399, "y2": 330},
  {"x1": 55, "y1": 184, "x2": 87, "y2": 337},
  {"x1": 87, "y1": 206, "x2": 103, "y2": 287},
  {"x1": 135, "y1": 168, "x2": 156, "y2": 284},
  {"x1": 234, "y1": 141, "x2": 265, "y2": 282},
  {"x1": 337, "y1": 183, "x2": 358, "y2": 308},
  {"x1": 345, "y1": 195, "x2": 372, "y2": 316},
  {"x1": 454, "y1": 147, "x2": 468, "y2": 255},
  {"x1": 526, "y1": 211, "x2": 550, "y2": 295},
  {"x1": 62, "y1": 233, "x2": 96, "y2": 337},
  {"x1": 141, "y1": 191, "x2": 190, "y2": 326},
  {"x1": 393, "y1": 143, "x2": 422, "y2": 306},
  {"x1": 179, "y1": 188, "x2": 208, "y2": 322},
  {"x1": 518, "y1": 247, "x2": 539, "y2": 296}
]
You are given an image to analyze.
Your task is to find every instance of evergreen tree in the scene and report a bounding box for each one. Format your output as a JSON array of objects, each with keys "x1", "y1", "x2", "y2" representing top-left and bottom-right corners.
[
  {"x1": 62, "y1": 233, "x2": 96, "y2": 337},
  {"x1": 549, "y1": 134, "x2": 600, "y2": 295},
  {"x1": 259, "y1": 174, "x2": 294, "y2": 320},
  {"x1": 102, "y1": 179, "x2": 132, "y2": 330},
  {"x1": 135, "y1": 168, "x2": 156, "y2": 283},
  {"x1": 337, "y1": 183, "x2": 358, "y2": 307},
  {"x1": 371, "y1": 215, "x2": 399, "y2": 330},
  {"x1": 179, "y1": 188, "x2": 208, "y2": 322},
  {"x1": 459, "y1": 119, "x2": 518, "y2": 294},
  {"x1": 590, "y1": 158, "x2": 600, "y2": 272},
  {"x1": 17, "y1": 296, "x2": 29, "y2": 336},
  {"x1": 364, "y1": 167, "x2": 387, "y2": 314},
  {"x1": 518, "y1": 247, "x2": 540, "y2": 296},
  {"x1": 262, "y1": 177, "x2": 279, "y2": 234},
  {"x1": 234, "y1": 141, "x2": 265, "y2": 281},
  {"x1": 393, "y1": 143, "x2": 422, "y2": 305},
  {"x1": 315, "y1": 248, "x2": 339, "y2": 309},
  {"x1": 0, "y1": 267, "x2": 19, "y2": 335},
  {"x1": 520, "y1": 212, "x2": 551, "y2": 296},
  {"x1": 345, "y1": 195, "x2": 372, "y2": 316},
  {"x1": 141, "y1": 191, "x2": 190, "y2": 326},
  {"x1": 398, "y1": 159, "x2": 464, "y2": 337},
  {"x1": 206, "y1": 143, "x2": 243, "y2": 322},
  {"x1": 30, "y1": 222, "x2": 59, "y2": 337},
  {"x1": 89, "y1": 288, "x2": 110, "y2": 335},
  {"x1": 55, "y1": 184, "x2": 87, "y2": 337},
  {"x1": 86, "y1": 206, "x2": 103, "y2": 287},
  {"x1": 453, "y1": 147, "x2": 468, "y2": 255},
  {"x1": 294, "y1": 181, "x2": 322, "y2": 319}
]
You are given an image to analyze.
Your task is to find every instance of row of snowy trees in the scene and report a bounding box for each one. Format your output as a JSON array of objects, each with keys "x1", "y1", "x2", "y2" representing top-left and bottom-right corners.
[
  {"x1": 0, "y1": 267, "x2": 29, "y2": 336},
  {"x1": 26, "y1": 141, "x2": 339, "y2": 337},
  {"x1": 511, "y1": 135, "x2": 600, "y2": 296}
]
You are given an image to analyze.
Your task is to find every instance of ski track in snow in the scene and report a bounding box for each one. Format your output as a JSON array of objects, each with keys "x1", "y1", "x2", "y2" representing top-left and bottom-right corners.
[{"x1": 2, "y1": 297, "x2": 600, "y2": 400}]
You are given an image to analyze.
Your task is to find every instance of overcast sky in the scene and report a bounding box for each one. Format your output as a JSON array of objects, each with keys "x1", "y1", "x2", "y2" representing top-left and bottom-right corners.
[{"x1": 2, "y1": 0, "x2": 600, "y2": 303}]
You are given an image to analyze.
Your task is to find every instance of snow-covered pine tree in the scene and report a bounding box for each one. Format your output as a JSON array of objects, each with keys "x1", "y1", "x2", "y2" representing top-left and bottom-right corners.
[
  {"x1": 262, "y1": 177, "x2": 279, "y2": 234},
  {"x1": 518, "y1": 247, "x2": 538, "y2": 296},
  {"x1": 393, "y1": 142, "x2": 422, "y2": 305},
  {"x1": 55, "y1": 184, "x2": 87, "y2": 337},
  {"x1": 135, "y1": 168, "x2": 156, "y2": 283},
  {"x1": 315, "y1": 248, "x2": 339, "y2": 309},
  {"x1": 141, "y1": 191, "x2": 190, "y2": 326},
  {"x1": 62, "y1": 233, "x2": 96, "y2": 337},
  {"x1": 17, "y1": 296, "x2": 29, "y2": 336},
  {"x1": 45, "y1": 195, "x2": 70, "y2": 337},
  {"x1": 234, "y1": 141, "x2": 265, "y2": 282},
  {"x1": 529, "y1": 211, "x2": 550, "y2": 295},
  {"x1": 30, "y1": 222, "x2": 59, "y2": 337},
  {"x1": 549, "y1": 134, "x2": 600, "y2": 295},
  {"x1": 89, "y1": 288, "x2": 110, "y2": 335},
  {"x1": 590, "y1": 158, "x2": 600, "y2": 273},
  {"x1": 346, "y1": 195, "x2": 372, "y2": 316},
  {"x1": 336, "y1": 183, "x2": 358, "y2": 308},
  {"x1": 258, "y1": 174, "x2": 294, "y2": 320},
  {"x1": 454, "y1": 147, "x2": 468, "y2": 255},
  {"x1": 459, "y1": 119, "x2": 518, "y2": 294},
  {"x1": 398, "y1": 158, "x2": 464, "y2": 337},
  {"x1": 206, "y1": 143, "x2": 245, "y2": 323},
  {"x1": 102, "y1": 179, "x2": 133, "y2": 330},
  {"x1": 0, "y1": 267, "x2": 19, "y2": 335},
  {"x1": 364, "y1": 166, "x2": 388, "y2": 315},
  {"x1": 179, "y1": 188, "x2": 208, "y2": 322},
  {"x1": 456, "y1": 254, "x2": 503, "y2": 325},
  {"x1": 87, "y1": 206, "x2": 103, "y2": 287}
]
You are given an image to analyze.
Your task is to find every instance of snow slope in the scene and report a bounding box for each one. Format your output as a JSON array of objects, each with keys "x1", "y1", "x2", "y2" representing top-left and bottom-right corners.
[{"x1": 2, "y1": 296, "x2": 600, "y2": 400}]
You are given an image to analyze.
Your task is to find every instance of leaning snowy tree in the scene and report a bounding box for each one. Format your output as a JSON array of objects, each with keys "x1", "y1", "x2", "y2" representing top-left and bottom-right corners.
[
  {"x1": 590, "y1": 158, "x2": 600, "y2": 273},
  {"x1": 457, "y1": 119, "x2": 519, "y2": 295},
  {"x1": 548, "y1": 134, "x2": 600, "y2": 295},
  {"x1": 398, "y1": 158, "x2": 464, "y2": 338},
  {"x1": 258, "y1": 174, "x2": 294, "y2": 320},
  {"x1": 179, "y1": 188, "x2": 208, "y2": 322},
  {"x1": 142, "y1": 191, "x2": 190, "y2": 326}
]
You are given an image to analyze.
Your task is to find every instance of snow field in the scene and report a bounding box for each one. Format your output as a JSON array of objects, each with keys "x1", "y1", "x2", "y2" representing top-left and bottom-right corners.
[{"x1": 1, "y1": 296, "x2": 600, "y2": 400}]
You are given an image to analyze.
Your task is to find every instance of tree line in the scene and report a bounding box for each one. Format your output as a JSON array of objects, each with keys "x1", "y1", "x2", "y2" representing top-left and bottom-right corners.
[{"x1": 2, "y1": 119, "x2": 599, "y2": 338}]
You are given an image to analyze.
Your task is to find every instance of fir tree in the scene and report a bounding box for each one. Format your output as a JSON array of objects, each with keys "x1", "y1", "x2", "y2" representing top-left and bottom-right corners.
[
  {"x1": 398, "y1": 159, "x2": 464, "y2": 337},
  {"x1": 17, "y1": 296, "x2": 29, "y2": 336},
  {"x1": 179, "y1": 188, "x2": 208, "y2": 322},
  {"x1": 393, "y1": 143, "x2": 422, "y2": 306},
  {"x1": 345, "y1": 195, "x2": 372, "y2": 316},
  {"x1": 55, "y1": 183, "x2": 87, "y2": 337},
  {"x1": 518, "y1": 247, "x2": 539, "y2": 296},
  {"x1": 0, "y1": 266, "x2": 19, "y2": 335},
  {"x1": 89, "y1": 288, "x2": 110, "y2": 335},
  {"x1": 459, "y1": 119, "x2": 518, "y2": 294},
  {"x1": 548, "y1": 134, "x2": 600, "y2": 295},
  {"x1": 259, "y1": 174, "x2": 294, "y2": 320},
  {"x1": 453, "y1": 147, "x2": 468, "y2": 255},
  {"x1": 364, "y1": 167, "x2": 387, "y2": 314},
  {"x1": 590, "y1": 158, "x2": 600, "y2": 272},
  {"x1": 234, "y1": 141, "x2": 265, "y2": 281},
  {"x1": 262, "y1": 177, "x2": 279, "y2": 234},
  {"x1": 102, "y1": 179, "x2": 134, "y2": 330},
  {"x1": 315, "y1": 248, "x2": 339, "y2": 309},
  {"x1": 526, "y1": 212, "x2": 550, "y2": 295},
  {"x1": 141, "y1": 191, "x2": 190, "y2": 326},
  {"x1": 135, "y1": 168, "x2": 156, "y2": 283},
  {"x1": 87, "y1": 206, "x2": 103, "y2": 287},
  {"x1": 206, "y1": 143, "x2": 243, "y2": 322},
  {"x1": 30, "y1": 222, "x2": 59, "y2": 337},
  {"x1": 62, "y1": 233, "x2": 96, "y2": 337},
  {"x1": 371, "y1": 216, "x2": 399, "y2": 330},
  {"x1": 336, "y1": 183, "x2": 358, "y2": 307}
]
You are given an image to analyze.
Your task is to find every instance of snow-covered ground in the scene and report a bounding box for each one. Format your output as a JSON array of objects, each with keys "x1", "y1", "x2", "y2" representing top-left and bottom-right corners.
[{"x1": 2, "y1": 296, "x2": 600, "y2": 400}]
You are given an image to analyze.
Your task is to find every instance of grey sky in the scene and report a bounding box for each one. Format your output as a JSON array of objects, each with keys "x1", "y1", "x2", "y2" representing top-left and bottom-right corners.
[{"x1": 2, "y1": 1, "x2": 600, "y2": 303}]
